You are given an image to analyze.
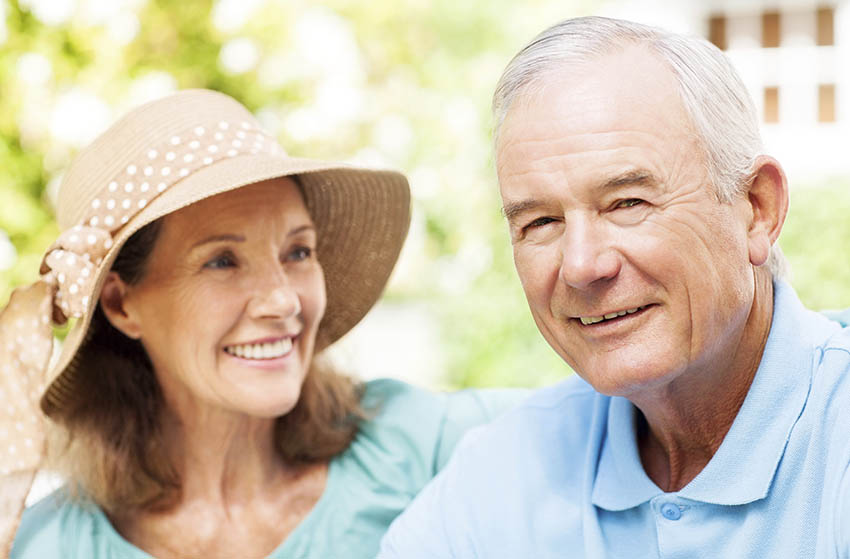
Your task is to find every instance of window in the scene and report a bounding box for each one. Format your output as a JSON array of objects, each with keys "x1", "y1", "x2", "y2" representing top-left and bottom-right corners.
[
  {"x1": 764, "y1": 87, "x2": 780, "y2": 123},
  {"x1": 762, "y1": 11, "x2": 781, "y2": 48},
  {"x1": 709, "y1": 15, "x2": 727, "y2": 50},
  {"x1": 816, "y1": 6, "x2": 834, "y2": 46},
  {"x1": 819, "y1": 84, "x2": 836, "y2": 122}
]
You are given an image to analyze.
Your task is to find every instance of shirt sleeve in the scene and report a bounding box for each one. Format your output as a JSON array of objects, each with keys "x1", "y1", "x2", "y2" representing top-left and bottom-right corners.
[
  {"x1": 434, "y1": 388, "x2": 528, "y2": 471},
  {"x1": 11, "y1": 490, "x2": 151, "y2": 559},
  {"x1": 837, "y1": 461, "x2": 850, "y2": 558},
  {"x1": 823, "y1": 309, "x2": 850, "y2": 328},
  {"x1": 11, "y1": 491, "x2": 74, "y2": 559},
  {"x1": 378, "y1": 428, "x2": 484, "y2": 559}
]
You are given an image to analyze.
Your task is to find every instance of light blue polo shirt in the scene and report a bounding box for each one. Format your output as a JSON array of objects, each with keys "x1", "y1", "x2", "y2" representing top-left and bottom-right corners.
[{"x1": 380, "y1": 281, "x2": 850, "y2": 558}]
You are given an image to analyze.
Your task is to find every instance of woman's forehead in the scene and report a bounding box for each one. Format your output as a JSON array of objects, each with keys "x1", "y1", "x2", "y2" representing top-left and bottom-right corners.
[{"x1": 164, "y1": 177, "x2": 311, "y2": 235}]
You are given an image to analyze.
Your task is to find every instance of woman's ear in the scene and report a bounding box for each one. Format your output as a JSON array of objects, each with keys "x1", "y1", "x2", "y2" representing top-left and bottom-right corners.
[
  {"x1": 745, "y1": 155, "x2": 789, "y2": 267},
  {"x1": 100, "y1": 272, "x2": 142, "y2": 339}
]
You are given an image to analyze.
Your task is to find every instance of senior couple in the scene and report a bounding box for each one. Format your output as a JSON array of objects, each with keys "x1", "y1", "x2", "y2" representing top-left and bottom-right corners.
[{"x1": 2, "y1": 15, "x2": 848, "y2": 559}]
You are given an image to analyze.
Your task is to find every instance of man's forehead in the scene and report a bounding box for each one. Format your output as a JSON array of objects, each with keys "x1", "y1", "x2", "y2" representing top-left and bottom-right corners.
[
  {"x1": 495, "y1": 46, "x2": 699, "y2": 197},
  {"x1": 498, "y1": 46, "x2": 687, "y2": 149}
]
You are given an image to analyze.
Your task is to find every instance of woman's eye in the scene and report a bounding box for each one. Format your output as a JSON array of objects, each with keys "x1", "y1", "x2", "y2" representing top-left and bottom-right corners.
[
  {"x1": 285, "y1": 246, "x2": 313, "y2": 262},
  {"x1": 203, "y1": 253, "x2": 236, "y2": 269},
  {"x1": 616, "y1": 198, "x2": 644, "y2": 209}
]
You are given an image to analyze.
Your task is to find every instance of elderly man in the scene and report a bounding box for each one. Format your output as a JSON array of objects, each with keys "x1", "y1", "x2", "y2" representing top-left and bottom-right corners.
[{"x1": 380, "y1": 16, "x2": 850, "y2": 558}]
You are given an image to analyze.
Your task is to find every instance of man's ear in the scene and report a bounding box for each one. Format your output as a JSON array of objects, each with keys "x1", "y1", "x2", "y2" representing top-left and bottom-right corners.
[
  {"x1": 100, "y1": 272, "x2": 142, "y2": 339},
  {"x1": 745, "y1": 155, "x2": 789, "y2": 267}
]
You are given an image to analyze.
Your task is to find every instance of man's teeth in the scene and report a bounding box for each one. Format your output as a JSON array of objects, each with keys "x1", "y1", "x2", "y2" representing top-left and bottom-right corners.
[
  {"x1": 580, "y1": 306, "x2": 646, "y2": 326},
  {"x1": 225, "y1": 338, "x2": 293, "y2": 360}
]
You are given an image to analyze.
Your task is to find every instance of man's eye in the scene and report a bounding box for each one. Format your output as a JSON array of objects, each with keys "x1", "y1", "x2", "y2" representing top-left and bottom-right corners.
[
  {"x1": 524, "y1": 217, "x2": 556, "y2": 231},
  {"x1": 204, "y1": 253, "x2": 236, "y2": 269},
  {"x1": 617, "y1": 199, "x2": 644, "y2": 209}
]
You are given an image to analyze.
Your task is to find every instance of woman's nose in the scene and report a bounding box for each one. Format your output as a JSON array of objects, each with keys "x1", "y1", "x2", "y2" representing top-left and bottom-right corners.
[{"x1": 248, "y1": 272, "x2": 301, "y2": 320}]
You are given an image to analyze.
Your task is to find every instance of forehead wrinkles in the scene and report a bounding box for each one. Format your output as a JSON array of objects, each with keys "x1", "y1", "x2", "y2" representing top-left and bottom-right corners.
[{"x1": 498, "y1": 131, "x2": 683, "y2": 191}]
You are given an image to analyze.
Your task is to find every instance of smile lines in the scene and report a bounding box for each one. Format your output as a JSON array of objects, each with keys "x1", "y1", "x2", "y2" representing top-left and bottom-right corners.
[
  {"x1": 579, "y1": 305, "x2": 647, "y2": 326},
  {"x1": 224, "y1": 338, "x2": 293, "y2": 360}
]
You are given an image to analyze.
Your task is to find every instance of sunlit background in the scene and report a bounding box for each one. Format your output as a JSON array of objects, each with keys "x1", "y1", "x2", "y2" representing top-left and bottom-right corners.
[{"x1": 1, "y1": 0, "x2": 849, "y2": 396}]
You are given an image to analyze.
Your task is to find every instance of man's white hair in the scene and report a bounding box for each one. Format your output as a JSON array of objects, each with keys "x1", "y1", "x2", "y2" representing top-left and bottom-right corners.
[{"x1": 493, "y1": 16, "x2": 789, "y2": 278}]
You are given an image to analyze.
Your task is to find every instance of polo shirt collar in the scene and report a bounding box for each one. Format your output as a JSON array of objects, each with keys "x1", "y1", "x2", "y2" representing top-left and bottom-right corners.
[
  {"x1": 591, "y1": 395, "x2": 659, "y2": 510},
  {"x1": 592, "y1": 280, "x2": 837, "y2": 511}
]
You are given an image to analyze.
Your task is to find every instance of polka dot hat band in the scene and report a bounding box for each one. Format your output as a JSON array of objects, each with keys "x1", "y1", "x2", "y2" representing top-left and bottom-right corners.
[
  {"x1": 45, "y1": 118, "x2": 282, "y2": 324},
  {"x1": 0, "y1": 89, "x2": 411, "y2": 476}
]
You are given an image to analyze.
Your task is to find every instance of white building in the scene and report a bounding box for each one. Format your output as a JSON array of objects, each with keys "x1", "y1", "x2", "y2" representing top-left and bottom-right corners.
[{"x1": 604, "y1": 0, "x2": 850, "y2": 184}]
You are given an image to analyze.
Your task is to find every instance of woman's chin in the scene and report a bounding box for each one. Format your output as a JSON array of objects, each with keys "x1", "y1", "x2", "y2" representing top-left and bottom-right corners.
[{"x1": 235, "y1": 389, "x2": 303, "y2": 419}]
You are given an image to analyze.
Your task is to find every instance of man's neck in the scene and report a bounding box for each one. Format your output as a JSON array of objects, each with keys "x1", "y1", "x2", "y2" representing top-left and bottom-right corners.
[{"x1": 634, "y1": 268, "x2": 775, "y2": 492}]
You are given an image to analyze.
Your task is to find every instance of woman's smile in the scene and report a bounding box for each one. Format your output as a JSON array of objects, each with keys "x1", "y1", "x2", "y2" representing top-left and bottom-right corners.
[{"x1": 224, "y1": 336, "x2": 297, "y2": 361}]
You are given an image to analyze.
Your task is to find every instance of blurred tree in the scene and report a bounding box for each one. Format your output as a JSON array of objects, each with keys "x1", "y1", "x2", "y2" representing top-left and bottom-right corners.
[
  {"x1": 778, "y1": 179, "x2": 850, "y2": 311},
  {"x1": 1, "y1": 0, "x2": 848, "y2": 391}
]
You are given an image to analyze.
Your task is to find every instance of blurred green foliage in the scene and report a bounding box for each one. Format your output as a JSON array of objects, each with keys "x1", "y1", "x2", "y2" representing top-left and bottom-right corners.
[
  {"x1": 0, "y1": 0, "x2": 848, "y2": 392},
  {"x1": 779, "y1": 178, "x2": 850, "y2": 311}
]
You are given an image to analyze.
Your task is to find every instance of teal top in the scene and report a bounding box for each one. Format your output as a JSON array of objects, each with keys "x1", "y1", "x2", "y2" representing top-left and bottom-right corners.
[{"x1": 12, "y1": 379, "x2": 526, "y2": 558}]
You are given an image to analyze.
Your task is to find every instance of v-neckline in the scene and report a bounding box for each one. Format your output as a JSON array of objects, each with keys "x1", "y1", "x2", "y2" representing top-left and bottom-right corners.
[{"x1": 93, "y1": 457, "x2": 341, "y2": 558}]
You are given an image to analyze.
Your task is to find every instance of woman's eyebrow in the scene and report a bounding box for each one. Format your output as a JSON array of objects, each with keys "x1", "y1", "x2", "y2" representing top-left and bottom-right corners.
[
  {"x1": 190, "y1": 225, "x2": 315, "y2": 252},
  {"x1": 190, "y1": 234, "x2": 246, "y2": 250},
  {"x1": 288, "y1": 224, "x2": 316, "y2": 237}
]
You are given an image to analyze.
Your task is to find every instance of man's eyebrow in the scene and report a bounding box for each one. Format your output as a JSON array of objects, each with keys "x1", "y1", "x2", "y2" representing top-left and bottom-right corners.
[
  {"x1": 601, "y1": 170, "x2": 658, "y2": 189},
  {"x1": 502, "y1": 199, "x2": 544, "y2": 223},
  {"x1": 501, "y1": 171, "x2": 659, "y2": 223}
]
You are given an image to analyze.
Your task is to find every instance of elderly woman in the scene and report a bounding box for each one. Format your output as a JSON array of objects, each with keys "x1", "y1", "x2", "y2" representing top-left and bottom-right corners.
[{"x1": 0, "y1": 90, "x2": 519, "y2": 558}]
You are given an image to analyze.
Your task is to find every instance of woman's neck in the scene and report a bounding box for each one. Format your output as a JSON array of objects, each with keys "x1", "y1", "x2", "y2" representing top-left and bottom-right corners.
[
  {"x1": 110, "y1": 397, "x2": 329, "y2": 558},
  {"x1": 162, "y1": 404, "x2": 284, "y2": 507}
]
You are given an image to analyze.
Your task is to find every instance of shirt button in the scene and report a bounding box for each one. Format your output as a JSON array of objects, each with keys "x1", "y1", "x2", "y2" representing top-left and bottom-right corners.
[{"x1": 660, "y1": 502, "x2": 682, "y2": 521}]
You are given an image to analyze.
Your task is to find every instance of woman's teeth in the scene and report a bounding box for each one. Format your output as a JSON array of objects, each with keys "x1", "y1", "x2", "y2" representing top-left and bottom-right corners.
[
  {"x1": 225, "y1": 338, "x2": 293, "y2": 360},
  {"x1": 580, "y1": 305, "x2": 647, "y2": 326}
]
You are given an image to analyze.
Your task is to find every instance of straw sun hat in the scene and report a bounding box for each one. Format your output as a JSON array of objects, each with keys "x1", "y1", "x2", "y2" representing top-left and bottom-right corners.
[{"x1": 0, "y1": 89, "x2": 410, "y2": 470}]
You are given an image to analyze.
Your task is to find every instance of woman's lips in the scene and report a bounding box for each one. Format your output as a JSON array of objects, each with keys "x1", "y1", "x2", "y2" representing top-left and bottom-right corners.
[{"x1": 223, "y1": 337, "x2": 295, "y2": 360}]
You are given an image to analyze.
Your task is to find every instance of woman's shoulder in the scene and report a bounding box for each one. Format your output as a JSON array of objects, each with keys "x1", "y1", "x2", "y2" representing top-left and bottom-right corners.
[
  {"x1": 359, "y1": 378, "x2": 447, "y2": 418},
  {"x1": 351, "y1": 379, "x2": 529, "y2": 479},
  {"x1": 12, "y1": 490, "x2": 84, "y2": 558},
  {"x1": 12, "y1": 488, "x2": 149, "y2": 559},
  {"x1": 353, "y1": 379, "x2": 449, "y2": 479},
  {"x1": 362, "y1": 378, "x2": 528, "y2": 421}
]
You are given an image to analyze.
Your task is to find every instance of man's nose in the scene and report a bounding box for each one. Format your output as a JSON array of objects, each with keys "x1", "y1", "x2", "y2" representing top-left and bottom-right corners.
[
  {"x1": 247, "y1": 270, "x2": 301, "y2": 320},
  {"x1": 558, "y1": 218, "x2": 620, "y2": 289}
]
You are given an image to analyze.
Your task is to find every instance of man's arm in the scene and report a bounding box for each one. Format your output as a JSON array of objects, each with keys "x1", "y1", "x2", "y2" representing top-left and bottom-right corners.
[
  {"x1": 823, "y1": 309, "x2": 850, "y2": 328},
  {"x1": 836, "y1": 456, "x2": 850, "y2": 557},
  {"x1": 435, "y1": 388, "x2": 528, "y2": 471}
]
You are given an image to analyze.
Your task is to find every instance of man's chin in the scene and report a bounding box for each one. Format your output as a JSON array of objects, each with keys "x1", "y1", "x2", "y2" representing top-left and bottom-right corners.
[{"x1": 573, "y1": 354, "x2": 684, "y2": 399}]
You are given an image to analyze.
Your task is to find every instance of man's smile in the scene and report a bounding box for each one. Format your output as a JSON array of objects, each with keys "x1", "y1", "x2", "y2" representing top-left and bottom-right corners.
[{"x1": 577, "y1": 304, "x2": 650, "y2": 325}]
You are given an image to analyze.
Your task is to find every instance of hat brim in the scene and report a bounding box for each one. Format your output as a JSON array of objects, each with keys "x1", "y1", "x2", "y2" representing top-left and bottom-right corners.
[{"x1": 42, "y1": 152, "x2": 410, "y2": 416}]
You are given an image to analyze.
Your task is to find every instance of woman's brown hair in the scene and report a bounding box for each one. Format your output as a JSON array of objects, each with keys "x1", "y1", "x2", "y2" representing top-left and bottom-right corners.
[{"x1": 49, "y1": 205, "x2": 365, "y2": 514}]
